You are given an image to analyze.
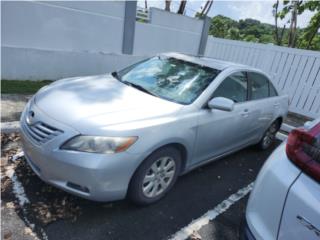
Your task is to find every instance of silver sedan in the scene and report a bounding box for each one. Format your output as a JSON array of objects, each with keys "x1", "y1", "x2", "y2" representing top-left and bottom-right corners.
[{"x1": 20, "y1": 53, "x2": 288, "y2": 205}]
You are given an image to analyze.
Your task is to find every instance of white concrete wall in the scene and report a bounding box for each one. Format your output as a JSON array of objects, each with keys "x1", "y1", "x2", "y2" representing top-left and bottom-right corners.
[
  {"x1": 134, "y1": 22, "x2": 201, "y2": 55},
  {"x1": 1, "y1": 1, "x2": 131, "y2": 80},
  {"x1": 1, "y1": 1, "x2": 125, "y2": 52},
  {"x1": 41, "y1": 1, "x2": 125, "y2": 18},
  {"x1": 150, "y1": 7, "x2": 203, "y2": 33},
  {"x1": 2, "y1": 46, "x2": 147, "y2": 80},
  {"x1": 133, "y1": 8, "x2": 202, "y2": 55},
  {"x1": 1, "y1": 2, "x2": 205, "y2": 80}
]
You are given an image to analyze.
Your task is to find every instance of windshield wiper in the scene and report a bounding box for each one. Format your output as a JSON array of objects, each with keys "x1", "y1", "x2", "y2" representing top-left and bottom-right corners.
[
  {"x1": 122, "y1": 81, "x2": 156, "y2": 97},
  {"x1": 112, "y1": 71, "x2": 156, "y2": 97}
]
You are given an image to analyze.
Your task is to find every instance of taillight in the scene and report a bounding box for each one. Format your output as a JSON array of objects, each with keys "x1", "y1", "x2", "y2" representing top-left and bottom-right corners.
[{"x1": 286, "y1": 123, "x2": 320, "y2": 182}]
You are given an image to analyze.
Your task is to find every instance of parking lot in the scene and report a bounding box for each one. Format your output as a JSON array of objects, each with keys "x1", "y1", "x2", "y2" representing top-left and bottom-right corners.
[{"x1": 1, "y1": 133, "x2": 281, "y2": 240}]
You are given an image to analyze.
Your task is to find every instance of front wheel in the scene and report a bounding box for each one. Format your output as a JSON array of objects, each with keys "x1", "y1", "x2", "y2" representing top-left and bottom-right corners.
[
  {"x1": 257, "y1": 120, "x2": 280, "y2": 150},
  {"x1": 128, "y1": 147, "x2": 181, "y2": 205}
]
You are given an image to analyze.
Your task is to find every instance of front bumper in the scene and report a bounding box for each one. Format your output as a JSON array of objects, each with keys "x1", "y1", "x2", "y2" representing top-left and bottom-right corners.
[{"x1": 20, "y1": 102, "x2": 143, "y2": 202}]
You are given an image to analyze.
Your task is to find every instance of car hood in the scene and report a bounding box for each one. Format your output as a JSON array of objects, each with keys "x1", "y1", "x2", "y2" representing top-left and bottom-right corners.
[{"x1": 35, "y1": 74, "x2": 183, "y2": 130}]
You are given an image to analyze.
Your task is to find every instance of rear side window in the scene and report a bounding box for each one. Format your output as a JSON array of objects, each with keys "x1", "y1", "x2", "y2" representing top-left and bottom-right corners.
[
  {"x1": 212, "y1": 72, "x2": 248, "y2": 103},
  {"x1": 269, "y1": 82, "x2": 278, "y2": 97},
  {"x1": 248, "y1": 72, "x2": 270, "y2": 100}
]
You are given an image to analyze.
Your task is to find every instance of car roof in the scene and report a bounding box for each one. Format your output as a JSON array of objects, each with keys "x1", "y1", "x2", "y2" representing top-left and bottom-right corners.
[{"x1": 162, "y1": 52, "x2": 260, "y2": 72}]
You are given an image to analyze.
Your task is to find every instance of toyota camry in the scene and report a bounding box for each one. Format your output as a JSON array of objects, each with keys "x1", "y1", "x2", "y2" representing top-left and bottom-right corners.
[{"x1": 20, "y1": 53, "x2": 288, "y2": 205}]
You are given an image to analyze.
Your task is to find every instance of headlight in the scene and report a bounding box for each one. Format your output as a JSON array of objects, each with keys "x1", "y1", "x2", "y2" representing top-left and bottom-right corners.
[{"x1": 61, "y1": 136, "x2": 138, "y2": 154}]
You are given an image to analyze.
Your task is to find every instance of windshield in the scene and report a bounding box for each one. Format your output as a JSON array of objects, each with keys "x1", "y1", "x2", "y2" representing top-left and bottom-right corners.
[{"x1": 116, "y1": 56, "x2": 220, "y2": 105}]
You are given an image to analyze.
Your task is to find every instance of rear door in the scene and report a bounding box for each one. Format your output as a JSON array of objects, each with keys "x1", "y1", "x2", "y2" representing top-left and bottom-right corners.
[{"x1": 247, "y1": 72, "x2": 278, "y2": 138}]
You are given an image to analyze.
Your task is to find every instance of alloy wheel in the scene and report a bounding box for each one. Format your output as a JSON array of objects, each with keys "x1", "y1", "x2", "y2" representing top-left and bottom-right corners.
[
  {"x1": 142, "y1": 156, "x2": 176, "y2": 198},
  {"x1": 262, "y1": 122, "x2": 278, "y2": 149}
]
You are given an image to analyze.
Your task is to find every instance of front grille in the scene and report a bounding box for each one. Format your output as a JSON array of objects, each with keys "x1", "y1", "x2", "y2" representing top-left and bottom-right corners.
[{"x1": 22, "y1": 120, "x2": 63, "y2": 145}]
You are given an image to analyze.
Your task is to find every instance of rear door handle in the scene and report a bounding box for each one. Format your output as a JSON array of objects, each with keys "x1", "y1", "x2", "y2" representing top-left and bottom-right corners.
[
  {"x1": 241, "y1": 109, "x2": 249, "y2": 117},
  {"x1": 274, "y1": 102, "x2": 280, "y2": 108}
]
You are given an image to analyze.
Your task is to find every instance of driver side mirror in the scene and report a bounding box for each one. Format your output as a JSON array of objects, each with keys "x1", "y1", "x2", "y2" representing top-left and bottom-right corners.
[{"x1": 208, "y1": 97, "x2": 234, "y2": 111}]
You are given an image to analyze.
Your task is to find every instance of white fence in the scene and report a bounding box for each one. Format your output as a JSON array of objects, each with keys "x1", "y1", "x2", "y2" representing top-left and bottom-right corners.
[{"x1": 205, "y1": 37, "x2": 320, "y2": 118}]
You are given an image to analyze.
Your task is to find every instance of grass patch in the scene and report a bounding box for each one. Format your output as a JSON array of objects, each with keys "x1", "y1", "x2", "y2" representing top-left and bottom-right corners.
[{"x1": 1, "y1": 80, "x2": 53, "y2": 94}]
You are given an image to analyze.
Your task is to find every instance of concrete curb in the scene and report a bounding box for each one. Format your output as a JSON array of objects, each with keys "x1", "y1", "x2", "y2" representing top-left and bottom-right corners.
[{"x1": 1, "y1": 121, "x2": 20, "y2": 133}]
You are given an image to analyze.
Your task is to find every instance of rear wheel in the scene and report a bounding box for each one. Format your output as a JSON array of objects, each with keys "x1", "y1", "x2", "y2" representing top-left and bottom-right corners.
[
  {"x1": 257, "y1": 120, "x2": 280, "y2": 150},
  {"x1": 128, "y1": 147, "x2": 181, "y2": 205}
]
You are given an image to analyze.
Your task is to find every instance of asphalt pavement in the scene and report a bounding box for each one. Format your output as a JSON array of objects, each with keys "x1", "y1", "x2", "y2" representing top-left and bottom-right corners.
[{"x1": 2, "y1": 131, "x2": 280, "y2": 240}]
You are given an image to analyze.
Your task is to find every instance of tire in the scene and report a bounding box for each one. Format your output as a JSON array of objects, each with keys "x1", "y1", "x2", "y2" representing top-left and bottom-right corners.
[
  {"x1": 257, "y1": 120, "x2": 280, "y2": 150},
  {"x1": 128, "y1": 146, "x2": 181, "y2": 205}
]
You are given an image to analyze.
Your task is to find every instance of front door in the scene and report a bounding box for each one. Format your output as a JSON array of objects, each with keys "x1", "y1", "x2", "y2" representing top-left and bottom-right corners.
[{"x1": 193, "y1": 71, "x2": 255, "y2": 164}]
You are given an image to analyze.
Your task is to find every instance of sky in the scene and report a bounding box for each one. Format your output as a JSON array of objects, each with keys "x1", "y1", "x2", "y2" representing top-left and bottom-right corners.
[{"x1": 137, "y1": 0, "x2": 315, "y2": 28}]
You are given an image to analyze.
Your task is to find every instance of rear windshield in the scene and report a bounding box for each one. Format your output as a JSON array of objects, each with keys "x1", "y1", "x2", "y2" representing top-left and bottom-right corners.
[{"x1": 117, "y1": 56, "x2": 220, "y2": 105}]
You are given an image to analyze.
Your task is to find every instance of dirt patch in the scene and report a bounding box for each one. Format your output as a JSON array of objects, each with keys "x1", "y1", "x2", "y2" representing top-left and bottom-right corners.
[{"x1": 1, "y1": 94, "x2": 32, "y2": 122}]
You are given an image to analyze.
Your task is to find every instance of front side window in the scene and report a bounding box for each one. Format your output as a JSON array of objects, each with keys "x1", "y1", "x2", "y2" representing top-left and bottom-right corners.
[
  {"x1": 117, "y1": 56, "x2": 220, "y2": 105},
  {"x1": 212, "y1": 72, "x2": 248, "y2": 103},
  {"x1": 248, "y1": 72, "x2": 270, "y2": 100}
]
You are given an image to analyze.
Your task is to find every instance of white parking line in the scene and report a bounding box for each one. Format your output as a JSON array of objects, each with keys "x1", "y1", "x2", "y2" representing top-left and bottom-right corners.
[
  {"x1": 276, "y1": 132, "x2": 287, "y2": 141},
  {"x1": 5, "y1": 152, "x2": 48, "y2": 240},
  {"x1": 5, "y1": 165, "x2": 30, "y2": 206},
  {"x1": 281, "y1": 123, "x2": 296, "y2": 133},
  {"x1": 169, "y1": 182, "x2": 254, "y2": 240}
]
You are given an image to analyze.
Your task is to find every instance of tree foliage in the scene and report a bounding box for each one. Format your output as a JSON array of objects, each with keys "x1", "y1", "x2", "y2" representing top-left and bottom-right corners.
[
  {"x1": 296, "y1": 0, "x2": 320, "y2": 49},
  {"x1": 276, "y1": 0, "x2": 320, "y2": 49},
  {"x1": 209, "y1": 13, "x2": 320, "y2": 50}
]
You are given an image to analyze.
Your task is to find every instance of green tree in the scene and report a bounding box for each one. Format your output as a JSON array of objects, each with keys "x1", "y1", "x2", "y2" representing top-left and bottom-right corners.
[
  {"x1": 278, "y1": 0, "x2": 320, "y2": 48},
  {"x1": 227, "y1": 27, "x2": 240, "y2": 40},
  {"x1": 260, "y1": 34, "x2": 274, "y2": 43},
  {"x1": 243, "y1": 35, "x2": 258, "y2": 42},
  {"x1": 207, "y1": 12, "x2": 319, "y2": 50},
  {"x1": 298, "y1": 0, "x2": 320, "y2": 49},
  {"x1": 273, "y1": 0, "x2": 287, "y2": 45},
  {"x1": 209, "y1": 15, "x2": 238, "y2": 38}
]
